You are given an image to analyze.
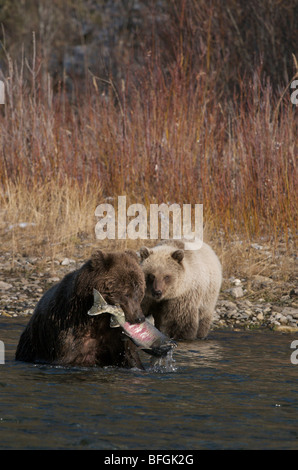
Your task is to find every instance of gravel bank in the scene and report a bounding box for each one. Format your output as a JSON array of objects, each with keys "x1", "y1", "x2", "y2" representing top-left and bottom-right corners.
[{"x1": 1, "y1": 251, "x2": 297, "y2": 333}]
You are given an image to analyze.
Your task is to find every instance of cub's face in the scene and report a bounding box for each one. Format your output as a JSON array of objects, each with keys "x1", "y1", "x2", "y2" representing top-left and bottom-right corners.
[{"x1": 140, "y1": 246, "x2": 185, "y2": 301}]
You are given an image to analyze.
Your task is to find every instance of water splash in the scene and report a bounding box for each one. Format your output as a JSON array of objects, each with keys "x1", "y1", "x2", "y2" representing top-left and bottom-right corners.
[{"x1": 148, "y1": 348, "x2": 178, "y2": 373}]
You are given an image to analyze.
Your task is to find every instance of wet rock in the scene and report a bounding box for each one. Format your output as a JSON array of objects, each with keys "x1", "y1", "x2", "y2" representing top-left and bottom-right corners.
[
  {"x1": 274, "y1": 325, "x2": 298, "y2": 333},
  {"x1": 229, "y1": 277, "x2": 242, "y2": 286},
  {"x1": 289, "y1": 289, "x2": 298, "y2": 297},
  {"x1": 61, "y1": 258, "x2": 76, "y2": 266},
  {"x1": 252, "y1": 275, "x2": 273, "y2": 288},
  {"x1": 217, "y1": 300, "x2": 237, "y2": 309},
  {"x1": 281, "y1": 307, "x2": 298, "y2": 319},
  {"x1": 229, "y1": 286, "x2": 244, "y2": 298},
  {"x1": 48, "y1": 277, "x2": 60, "y2": 283}
]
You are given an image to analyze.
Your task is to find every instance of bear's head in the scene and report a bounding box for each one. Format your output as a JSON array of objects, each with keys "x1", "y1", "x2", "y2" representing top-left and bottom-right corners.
[
  {"x1": 139, "y1": 246, "x2": 185, "y2": 301},
  {"x1": 78, "y1": 250, "x2": 146, "y2": 324}
]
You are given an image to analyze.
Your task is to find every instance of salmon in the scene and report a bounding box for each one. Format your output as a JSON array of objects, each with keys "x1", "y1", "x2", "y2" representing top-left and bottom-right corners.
[{"x1": 88, "y1": 289, "x2": 176, "y2": 357}]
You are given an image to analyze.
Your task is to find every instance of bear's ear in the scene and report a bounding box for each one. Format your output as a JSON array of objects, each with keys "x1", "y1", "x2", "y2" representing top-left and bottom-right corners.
[
  {"x1": 91, "y1": 250, "x2": 105, "y2": 267},
  {"x1": 124, "y1": 249, "x2": 139, "y2": 263},
  {"x1": 139, "y1": 246, "x2": 151, "y2": 261},
  {"x1": 91, "y1": 250, "x2": 114, "y2": 270},
  {"x1": 171, "y1": 249, "x2": 184, "y2": 263}
]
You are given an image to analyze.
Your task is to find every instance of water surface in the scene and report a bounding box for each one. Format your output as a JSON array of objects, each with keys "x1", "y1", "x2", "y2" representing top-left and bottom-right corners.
[{"x1": 0, "y1": 318, "x2": 297, "y2": 449}]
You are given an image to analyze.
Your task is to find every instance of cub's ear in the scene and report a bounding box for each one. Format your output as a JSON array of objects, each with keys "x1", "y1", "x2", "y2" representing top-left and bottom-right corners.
[
  {"x1": 171, "y1": 249, "x2": 184, "y2": 263},
  {"x1": 125, "y1": 249, "x2": 139, "y2": 263},
  {"x1": 139, "y1": 246, "x2": 151, "y2": 261}
]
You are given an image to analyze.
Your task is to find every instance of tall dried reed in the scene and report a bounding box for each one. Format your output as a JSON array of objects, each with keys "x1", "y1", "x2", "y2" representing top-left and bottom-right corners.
[{"x1": 0, "y1": 41, "x2": 297, "y2": 260}]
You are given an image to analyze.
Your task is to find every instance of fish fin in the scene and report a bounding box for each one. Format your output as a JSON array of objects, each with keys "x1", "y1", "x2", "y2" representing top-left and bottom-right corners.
[
  {"x1": 87, "y1": 288, "x2": 108, "y2": 316},
  {"x1": 93, "y1": 288, "x2": 107, "y2": 308},
  {"x1": 87, "y1": 305, "x2": 103, "y2": 316}
]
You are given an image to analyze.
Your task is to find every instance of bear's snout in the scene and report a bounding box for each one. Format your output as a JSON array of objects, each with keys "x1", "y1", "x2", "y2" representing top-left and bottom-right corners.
[
  {"x1": 126, "y1": 310, "x2": 145, "y2": 324},
  {"x1": 121, "y1": 299, "x2": 145, "y2": 324},
  {"x1": 146, "y1": 274, "x2": 164, "y2": 300},
  {"x1": 134, "y1": 312, "x2": 146, "y2": 323},
  {"x1": 152, "y1": 288, "x2": 162, "y2": 300}
]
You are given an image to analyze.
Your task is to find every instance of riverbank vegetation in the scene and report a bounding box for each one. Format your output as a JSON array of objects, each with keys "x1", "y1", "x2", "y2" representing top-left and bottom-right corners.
[{"x1": 0, "y1": 1, "x2": 297, "y2": 285}]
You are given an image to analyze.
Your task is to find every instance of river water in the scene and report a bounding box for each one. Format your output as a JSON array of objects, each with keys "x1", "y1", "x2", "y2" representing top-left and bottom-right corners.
[{"x1": 0, "y1": 317, "x2": 297, "y2": 450}]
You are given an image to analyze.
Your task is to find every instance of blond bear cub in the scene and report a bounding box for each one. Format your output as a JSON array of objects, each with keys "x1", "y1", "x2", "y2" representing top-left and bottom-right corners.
[{"x1": 140, "y1": 240, "x2": 222, "y2": 340}]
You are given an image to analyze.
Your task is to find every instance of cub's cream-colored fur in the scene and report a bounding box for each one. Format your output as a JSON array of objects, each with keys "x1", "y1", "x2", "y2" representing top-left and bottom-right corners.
[{"x1": 140, "y1": 240, "x2": 222, "y2": 340}]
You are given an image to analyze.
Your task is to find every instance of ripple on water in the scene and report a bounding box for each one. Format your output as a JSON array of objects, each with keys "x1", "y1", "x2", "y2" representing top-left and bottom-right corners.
[{"x1": 0, "y1": 318, "x2": 297, "y2": 450}]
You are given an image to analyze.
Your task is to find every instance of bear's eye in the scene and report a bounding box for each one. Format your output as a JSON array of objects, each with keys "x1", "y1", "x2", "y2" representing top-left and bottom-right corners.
[
  {"x1": 147, "y1": 273, "x2": 155, "y2": 282},
  {"x1": 164, "y1": 275, "x2": 170, "y2": 283}
]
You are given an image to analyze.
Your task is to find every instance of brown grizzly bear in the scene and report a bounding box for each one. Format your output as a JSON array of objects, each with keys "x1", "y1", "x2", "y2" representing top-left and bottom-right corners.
[
  {"x1": 140, "y1": 239, "x2": 222, "y2": 340},
  {"x1": 15, "y1": 250, "x2": 146, "y2": 368}
]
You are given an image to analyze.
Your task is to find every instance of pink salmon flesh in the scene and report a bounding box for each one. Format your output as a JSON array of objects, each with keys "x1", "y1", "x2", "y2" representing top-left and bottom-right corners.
[{"x1": 87, "y1": 288, "x2": 176, "y2": 357}]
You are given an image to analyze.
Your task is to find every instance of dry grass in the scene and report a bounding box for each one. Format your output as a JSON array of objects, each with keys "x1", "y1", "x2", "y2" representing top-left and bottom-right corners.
[
  {"x1": 0, "y1": 177, "x2": 102, "y2": 260},
  {"x1": 0, "y1": 34, "x2": 297, "y2": 284}
]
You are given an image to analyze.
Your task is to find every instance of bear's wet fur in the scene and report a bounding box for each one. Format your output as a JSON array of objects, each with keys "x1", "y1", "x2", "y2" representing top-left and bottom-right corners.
[
  {"x1": 15, "y1": 250, "x2": 146, "y2": 368},
  {"x1": 140, "y1": 240, "x2": 222, "y2": 340}
]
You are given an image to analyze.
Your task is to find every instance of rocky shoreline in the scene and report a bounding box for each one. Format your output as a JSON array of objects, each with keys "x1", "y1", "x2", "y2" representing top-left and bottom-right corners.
[{"x1": 0, "y1": 252, "x2": 297, "y2": 333}]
